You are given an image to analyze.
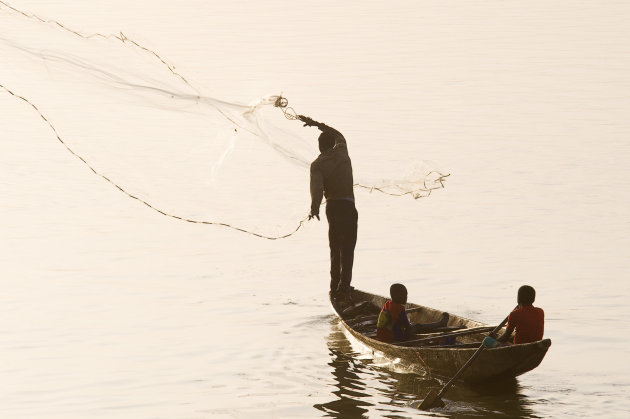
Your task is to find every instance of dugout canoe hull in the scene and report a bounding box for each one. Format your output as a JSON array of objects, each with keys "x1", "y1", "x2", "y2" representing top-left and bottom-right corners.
[{"x1": 331, "y1": 289, "x2": 551, "y2": 383}]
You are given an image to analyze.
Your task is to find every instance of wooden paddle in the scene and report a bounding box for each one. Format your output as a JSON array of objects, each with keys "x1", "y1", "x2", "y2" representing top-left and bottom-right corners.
[
  {"x1": 418, "y1": 307, "x2": 515, "y2": 410},
  {"x1": 395, "y1": 326, "x2": 495, "y2": 347}
]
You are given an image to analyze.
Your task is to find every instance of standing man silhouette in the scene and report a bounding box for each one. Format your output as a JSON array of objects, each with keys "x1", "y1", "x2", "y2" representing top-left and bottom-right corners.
[{"x1": 299, "y1": 115, "x2": 358, "y2": 302}]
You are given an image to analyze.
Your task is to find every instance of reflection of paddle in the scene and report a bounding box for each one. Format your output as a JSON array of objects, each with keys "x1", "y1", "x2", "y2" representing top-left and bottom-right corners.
[{"x1": 418, "y1": 307, "x2": 515, "y2": 410}]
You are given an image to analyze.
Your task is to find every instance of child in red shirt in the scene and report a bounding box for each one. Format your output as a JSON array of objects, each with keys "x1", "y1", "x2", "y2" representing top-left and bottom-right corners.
[
  {"x1": 376, "y1": 283, "x2": 449, "y2": 343},
  {"x1": 497, "y1": 285, "x2": 544, "y2": 344}
]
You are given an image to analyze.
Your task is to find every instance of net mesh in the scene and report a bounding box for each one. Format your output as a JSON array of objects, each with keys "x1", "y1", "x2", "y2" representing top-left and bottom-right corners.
[{"x1": 0, "y1": 1, "x2": 448, "y2": 239}]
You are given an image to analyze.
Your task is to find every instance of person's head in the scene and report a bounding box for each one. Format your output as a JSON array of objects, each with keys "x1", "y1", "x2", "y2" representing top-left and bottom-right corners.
[
  {"x1": 390, "y1": 283, "x2": 408, "y2": 305},
  {"x1": 517, "y1": 285, "x2": 536, "y2": 306},
  {"x1": 318, "y1": 131, "x2": 336, "y2": 153}
]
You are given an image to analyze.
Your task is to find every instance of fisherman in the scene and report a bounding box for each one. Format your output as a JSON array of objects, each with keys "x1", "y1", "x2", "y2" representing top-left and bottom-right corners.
[
  {"x1": 376, "y1": 283, "x2": 449, "y2": 343},
  {"x1": 495, "y1": 285, "x2": 545, "y2": 344},
  {"x1": 299, "y1": 115, "x2": 358, "y2": 302}
]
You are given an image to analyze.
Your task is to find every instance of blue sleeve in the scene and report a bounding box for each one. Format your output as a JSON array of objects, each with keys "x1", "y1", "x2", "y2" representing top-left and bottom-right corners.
[
  {"x1": 400, "y1": 310, "x2": 411, "y2": 328},
  {"x1": 392, "y1": 309, "x2": 411, "y2": 341}
]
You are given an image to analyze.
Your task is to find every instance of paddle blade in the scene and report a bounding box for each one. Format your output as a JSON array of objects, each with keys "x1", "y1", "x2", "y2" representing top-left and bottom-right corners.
[{"x1": 418, "y1": 389, "x2": 445, "y2": 410}]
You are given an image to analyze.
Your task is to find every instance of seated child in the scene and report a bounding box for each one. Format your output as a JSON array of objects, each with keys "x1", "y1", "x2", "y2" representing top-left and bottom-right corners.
[
  {"x1": 496, "y1": 285, "x2": 544, "y2": 344},
  {"x1": 376, "y1": 283, "x2": 449, "y2": 343}
]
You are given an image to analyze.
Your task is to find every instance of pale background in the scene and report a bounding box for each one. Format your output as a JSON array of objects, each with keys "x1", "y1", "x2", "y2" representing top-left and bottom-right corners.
[{"x1": 1, "y1": 1, "x2": 629, "y2": 417}]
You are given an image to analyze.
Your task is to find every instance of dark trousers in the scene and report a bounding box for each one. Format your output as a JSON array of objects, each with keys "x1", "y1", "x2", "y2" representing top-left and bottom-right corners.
[{"x1": 325, "y1": 200, "x2": 358, "y2": 294}]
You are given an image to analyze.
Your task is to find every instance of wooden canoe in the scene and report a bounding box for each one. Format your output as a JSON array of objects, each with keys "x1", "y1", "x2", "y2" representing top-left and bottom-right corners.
[{"x1": 331, "y1": 288, "x2": 551, "y2": 383}]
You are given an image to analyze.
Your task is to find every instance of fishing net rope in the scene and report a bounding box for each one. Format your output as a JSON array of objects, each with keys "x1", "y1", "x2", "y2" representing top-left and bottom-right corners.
[{"x1": 0, "y1": 1, "x2": 449, "y2": 240}]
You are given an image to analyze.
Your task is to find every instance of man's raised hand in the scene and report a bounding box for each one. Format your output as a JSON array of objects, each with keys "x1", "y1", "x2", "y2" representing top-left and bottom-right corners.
[{"x1": 298, "y1": 115, "x2": 316, "y2": 127}]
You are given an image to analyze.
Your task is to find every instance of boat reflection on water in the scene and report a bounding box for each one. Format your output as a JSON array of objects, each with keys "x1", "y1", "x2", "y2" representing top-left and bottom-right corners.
[
  {"x1": 316, "y1": 322, "x2": 544, "y2": 418},
  {"x1": 313, "y1": 345, "x2": 372, "y2": 418}
]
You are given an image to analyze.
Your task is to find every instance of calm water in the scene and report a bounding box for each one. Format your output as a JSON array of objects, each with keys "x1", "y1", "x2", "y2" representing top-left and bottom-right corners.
[{"x1": 2, "y1": 1, "x2": 629, "y2": 417}]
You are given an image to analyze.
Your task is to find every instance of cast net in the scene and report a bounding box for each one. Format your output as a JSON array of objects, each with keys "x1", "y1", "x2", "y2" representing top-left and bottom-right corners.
[{"x1": 0, "y1": 1, "x2": 448, "y2": 239}]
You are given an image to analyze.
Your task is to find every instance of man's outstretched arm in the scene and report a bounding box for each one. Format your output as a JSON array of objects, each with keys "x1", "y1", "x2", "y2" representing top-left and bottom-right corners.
[{"x1": 299, "y1": 115, "x2": 346, "y2": 146}]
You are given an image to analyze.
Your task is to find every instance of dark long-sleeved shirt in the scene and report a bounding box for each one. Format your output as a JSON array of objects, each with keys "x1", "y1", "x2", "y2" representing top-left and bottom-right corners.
[{"x1": 310, "y1": 127, "x2": 354, "y2": 215}]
